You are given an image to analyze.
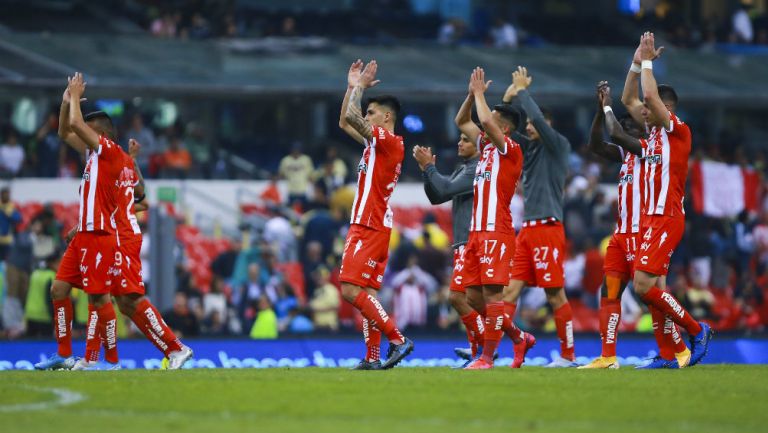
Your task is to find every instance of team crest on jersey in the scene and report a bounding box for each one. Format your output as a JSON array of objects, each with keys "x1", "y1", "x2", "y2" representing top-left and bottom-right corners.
[
  {"x1": 357, "y1": 162, "x2": 368, "y2": 174},
  {"x1": 83, "y1": 172, "x2": 90, "y2": 182},
  {"x1": 647, "y1": 154, "x2": 662, "y2": 164},
  {"x1": 475, "y1": 171, "x2": 492, "y2": 181},
  {"x1": 619, "y1": 173, "x2": 633, "y2": 184}
]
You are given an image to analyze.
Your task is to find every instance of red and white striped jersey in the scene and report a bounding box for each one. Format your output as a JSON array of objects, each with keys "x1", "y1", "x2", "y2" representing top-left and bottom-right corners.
[
  {"x1": 115, "y1": 153, "x2": 142, "y2": 245},
  {"x1": 78, "y1": 136, "x2": 126, "y2": 236},
  {"x1": 615, "y1": 149, "x2": 643, "y2": 234},
  {"x1": 642, "y1": 112, "x2": 691, "y2": 218},
  {"x1": 470, "y1": 132, "x2": 523, "y2": 234},
  {"x1": 349, "y1": 125, "x2": 404, "y2": 231}
]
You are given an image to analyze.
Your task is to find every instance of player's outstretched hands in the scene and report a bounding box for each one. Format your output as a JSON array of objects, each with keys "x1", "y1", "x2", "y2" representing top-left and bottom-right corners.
[
  {"x1": 68, "y1": 72, "x2": 86, "y2": 98},
  {"x1": 633, "y1": 32, "x2": 664, "y2": 64},
  {"x1": 129, "y1": 139, "x2": 142, "y2": 158},
  {"x1": 412, "y1": 145, "x2": 436, "y2": 171},
  {"x1": 512, "y1": 66, "x2": 532, "y2": 91},
  {"x1": 469, "y1": 67, "x2": 491, "y2": 95},
  {"x1": 358, "y1": 60, "x2": 381, "y2": 89},
  {"x1": 596, "y1": 80, "x2": 611, "y2": 108},
  {"x1": 347, "y1": 59, "x2": 364, "y2": 87}
]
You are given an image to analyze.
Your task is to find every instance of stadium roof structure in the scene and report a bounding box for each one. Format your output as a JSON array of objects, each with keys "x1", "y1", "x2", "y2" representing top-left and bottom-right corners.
[{"x1": 1, "y1": 32, "x2": 767, "y2": 105}]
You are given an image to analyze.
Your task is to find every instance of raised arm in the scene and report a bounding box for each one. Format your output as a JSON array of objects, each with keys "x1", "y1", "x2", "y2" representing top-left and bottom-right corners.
[
  {"x1": 413, "y1": 145, "x2": 474, "y2": 204},
  {"x1": 622, "y1": 34, "x2": 664, "y2": 126},
  {"x1": 601, "y1": 85, "x2": 643, "y2": 156},
  {"x1": 454, "y1": 93, "x2": 481, "y2": 145},
  {"x1": 470, "y1": 67, "x2": 508, "y2": 153},
  {"x1": 639, "y1": 32, "x2": 671, "y2": 131},
  {"x1": 512, "y1": 66, "x2": 559, "y2": 150},
  {"x1": 57, "y1": 86, "x2": 88, "y2": 154},
  {"x1": 67, "y1": 73, "x2": 100, "y2": 151},
  {"x1": 588, "y1": 82, "x2": 623, "y2": 162},
  {"x1": 129, "y1": 139, "x2": 148, "y2": 211},
  {"x1": 339, "y1": 60, "x2": 366, "y2": 145},
  {"x1": 344, "y1": 60, "x2": 381, "y2": 143}
]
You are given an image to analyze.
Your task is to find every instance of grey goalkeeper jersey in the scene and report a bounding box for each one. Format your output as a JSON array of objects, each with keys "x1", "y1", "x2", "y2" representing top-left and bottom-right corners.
[
  {"x1": 422, "y1": 155, "x2": 479, "y2": 249},
  {"x1": 514, "y1": 90, "x2": 571, "y2": 222}
]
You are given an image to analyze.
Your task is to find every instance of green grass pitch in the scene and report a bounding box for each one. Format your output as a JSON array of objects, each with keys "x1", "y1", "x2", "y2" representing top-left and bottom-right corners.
[{"x1": 1, "y1": 366, "x2": 766, "y2": 433}]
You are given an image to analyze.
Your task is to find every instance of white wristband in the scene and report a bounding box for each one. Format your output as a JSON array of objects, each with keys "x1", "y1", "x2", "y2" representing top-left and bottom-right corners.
[
  {"x1": 630, "y1": 63, "x2": 641, "y2": 73},
  {"x1": 603, "y1": 106, "x2": 613, "y2": 114},
  {"x1": 641, "y1": 60, "x2": 653, "y2": 70}
]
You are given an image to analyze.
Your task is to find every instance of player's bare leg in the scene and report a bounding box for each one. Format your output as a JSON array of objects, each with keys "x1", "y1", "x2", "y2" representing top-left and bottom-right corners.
[
  {"x1": 34, "y1": 280, "x2": 76, "y2": 370},
  {"x1": 115, "y1": 293, "x2": 192, "y2": 369},
  {"x1": 542, "y1": 287, "x2": 577, "y2": 367},
  {"x1": 579, "y1": 274, "x2": 626, "y2": 369},
  {"x1": 341, "y1": 283, "x2": 413, "y2": 369},
  {"x1": 634, "y1": 270, "x2": 711, "y2": 366}
]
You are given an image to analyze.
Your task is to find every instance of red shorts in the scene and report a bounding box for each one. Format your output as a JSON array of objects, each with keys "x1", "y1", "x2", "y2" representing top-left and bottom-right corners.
[
  {"x1": 603, "y1": 232, "x2": 639, "y2": 279},
  {"x1": 449, "y1": 245, "x2": 470, "y2": 293},
  {"x1": 56, "y1": 232, "x2": 119, "y2": 295},
  {"x1": 463, "y1": 231, "x2": 516, "y2": 287},
  {"x1": 339, "y1": 224, "x2": 390, "y2": 290},
  {"x1": 112, "y1": 238, "x2": 145, "y2": 296},
  {"x1": 509, "y1": 221, "x2": 565, "y2": 289},
  {"x1": 634, "y1": 215, "x2": 684, "y2": 276}
]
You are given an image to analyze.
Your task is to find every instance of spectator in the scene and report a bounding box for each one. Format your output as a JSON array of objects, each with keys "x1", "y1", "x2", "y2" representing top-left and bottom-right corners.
[
  {"x1": 308, "y1": 267, "x2": 340, "y2": 331},
  {"x1": 260, "y1": 173, "x2": 283, "y2": 206},
  {"x1": 490, "y1": 17, "x2": 518, "y2": 48},
  {"x1": 0, "y1": 187, "x2": 22, "y2": 260},
  {"x1": 185, "y1": 123, "x2": 211, "y2": 178},
  {"x1": 151, "y1": 11, "x2": 179, "y2": 38},
  {"x1": 563, "y1": 242, "x2": 586, "y2": 300},
  {"x1": 280, "y1": 16, "x2": 299, "y2": 37},
  {"x1": 163, "y1": 292, "x2": 200, "y2": 337},
  {"x1": 161, "y1": 135, "x2": 193, "y2": 178},
  {"x1": 249, "y1": 297, "x2": 278, "y2": 339},
  {"x1": 390, "y1": 255, "x2": 437, "y2": 329},
  {"x1": 438, "y1": 18, "x2": 467, "y2": 45},
  {"x1": 278, "y1": 143, "x2": 314, "y2": 210},
  {"x1": 24, "y1": 255, "x2": 60, "y2": 337},
  {"x1": 302, "y1": 241, "x2": 325, "y2": 298},
  {"x1": 188, "y1": 13, "x2": 212, "y2": 39},
  {"x1": 34, "y1": 113, "x2": 62, "y2": 177},
  {"x1": 124, "y1": 113, "x2": 158, "y2": 174},
  {"x1": 0, "y1": 129, "x2": 24, "y2": 178},
  {"x1": 731, "y1": 2, "x2": 754, "y2": 43},
  {"x1": 313, "y1": 147, "x2": 347, "y2": 193},
  {"x1": 263, "y1": 209, "x2": 297, "y2": 262},
  {"x1": 203, "y1": 276, "x2": 229, "y2": 332}
]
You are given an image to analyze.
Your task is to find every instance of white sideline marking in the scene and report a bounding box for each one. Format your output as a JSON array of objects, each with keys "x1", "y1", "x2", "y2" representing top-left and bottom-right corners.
[{"x1": 0, "y1": 386, "x2": 86, "y2": 412}]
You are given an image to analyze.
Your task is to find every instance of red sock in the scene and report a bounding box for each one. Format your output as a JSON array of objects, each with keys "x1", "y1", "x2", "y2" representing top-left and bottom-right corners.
[
  {"x1": 352, "y1": 291, "x2": 404, "y2": 344},
  {"x1": 502, "y1": 302, "x2": 523, "y2": 343},
  {"x1": 641, "y1": 286, "x2": 702, "y2": 335},
  {"x1": 481, "y1": 301, "x2": 504, "y2": 364},
  {"x1": 97, "y1": 303, "x2": 118, "y2": 364},
  {"x1": 461, "y1": 311, "x2": 485, "y2": 356},
  {"x1": 84, "y1": 304, "x2": 101, "y2": 362},
  {"x1": 53, "y1": 298, "x2": 73, "y2": 357},
  {"x1": 554, "y1": 303, "x2": 575, "y2": 361},
  {"x1": 363, "y1": 319, "x2": 381, "y2": 362},
  {"x1": 650, "y1": 305, "x2": 674, "y2": 359},
  {"x1": 504, "y1": 302, "x2": 517, "y2": 321},
  {"x1": 599, "y1": 298, "x2": 621, "y2": 358},
  {"x1": 131, "y1": 298, "x2": 183, "y2": 356},
  {"x1": 664, "y1": 315, "x2": 689, "y2": 354}
]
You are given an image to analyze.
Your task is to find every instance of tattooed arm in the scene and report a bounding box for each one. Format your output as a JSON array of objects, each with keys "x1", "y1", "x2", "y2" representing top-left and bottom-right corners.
[{"x1": 344, "y1": 60, "x2": 381, "y2": 143}]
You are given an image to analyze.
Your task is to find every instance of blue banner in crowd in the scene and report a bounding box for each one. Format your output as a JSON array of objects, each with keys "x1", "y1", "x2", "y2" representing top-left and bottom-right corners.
[{"x1": 1, "y1": 337, "x2": 767, "y2": 370}]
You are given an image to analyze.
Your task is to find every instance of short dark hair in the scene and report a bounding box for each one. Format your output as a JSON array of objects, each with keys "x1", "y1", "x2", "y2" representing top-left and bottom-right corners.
[
  {"x1": 84, "y1": 111, "x2": 116, "y2": 140},
  {"x1": 366, "y1": 95, "x2": 401, "y2": 121},
  {"x1": 492, "y1": 104, "x2": 522, "y2": 130},
  {"x1": 657, "y1": 84, "x2": 678, "y2": 107}
]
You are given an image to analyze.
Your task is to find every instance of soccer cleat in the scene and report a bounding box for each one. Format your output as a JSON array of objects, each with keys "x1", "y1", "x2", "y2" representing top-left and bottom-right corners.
[
  {"x1": 463, "y1": 358, "x2": 493, "y2": 369},
  {"x1": 381, "y1": 338, "x2": 414, "y2": 370},
  {"x1": 635, "y1": 356, "x2": 679, "y2": 369},
  {"x1": 34, "y1": 353, "x2": 76, "y2": 370},
  {"x1": 168, "y1": 345, "x2": 194, "y2": 370},
  {"x1": 688, "y1": 322, "x2": 713, "y2": 366},
  {"x1": 454, "y1": 347, "x2": 499, "y2": 362},
  {"x1": 577, "y1": 356, "x2": 620, "y2": 369},
  {"x1": 544, "y1": 356, "x2": 579, "y2": 368},
  {"x1": 510, "y1": 333, "x2": 536, "y2": 368},
  {"x1": 675, "y1": 347, "x2": 692, "y2": 368},
  {"x1": 72, "y1": 358, "x2": 99, "y2": 371},
  {"x1": 350, "y1": 360, "x2": 382, "y2": 370}
]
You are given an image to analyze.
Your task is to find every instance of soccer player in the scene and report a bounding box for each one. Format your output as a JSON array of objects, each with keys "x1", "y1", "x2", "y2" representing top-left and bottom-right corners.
[
  {"x1": 616, "y1": 32, "x2": 712, "y2": 366},
  {"x1": 587, "y1": 81, "x2": 692, "y2": 369},
  {"x1": 338, "y1": 59, "x2": 413, "y2": 370},
  {"x1": 456, "y1": 67, "x2": 527, "y2": 370},
  {"x1": 501, "y1": 66, "x2": 576, "y2": 367},
  {"x1": 413, "y1": 135, "x2": 487, "y2": 363},
  {"x1": 33, "y1": 73, "x2": 122, "y2": 370}
]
